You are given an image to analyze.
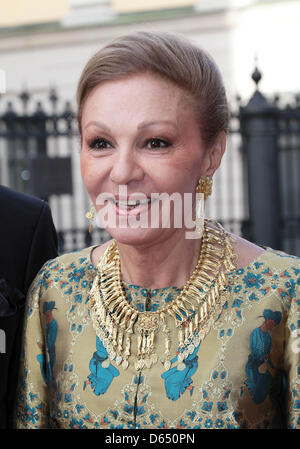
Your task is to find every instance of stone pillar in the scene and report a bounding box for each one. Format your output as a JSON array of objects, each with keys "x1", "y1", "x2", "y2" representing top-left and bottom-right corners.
[
  {"x1": 239, "y1": 68, "x2": 281, "y2": 249},
  {"x1": 61, "y1": 0, "x2": 116, "y2": 27}
]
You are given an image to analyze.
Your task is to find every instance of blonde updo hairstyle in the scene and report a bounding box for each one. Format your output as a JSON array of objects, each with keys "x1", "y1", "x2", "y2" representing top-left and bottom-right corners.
[{"x1": 77, "y1": 31, "x2": 229, "y2": 149}]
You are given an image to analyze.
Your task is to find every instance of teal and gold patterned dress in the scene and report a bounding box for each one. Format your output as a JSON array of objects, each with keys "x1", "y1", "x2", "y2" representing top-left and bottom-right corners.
[{"x1": 15, "y1": 245, "x2": 300, "y2": 429}]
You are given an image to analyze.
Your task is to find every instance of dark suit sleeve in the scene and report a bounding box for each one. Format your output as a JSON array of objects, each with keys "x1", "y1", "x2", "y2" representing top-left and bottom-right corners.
[
  {"x1": 7, "y1": 202, "x2": 58, "y2": 428},
  {"x1": 23, "y1": 202, "x2": 58, "y2": 293}
]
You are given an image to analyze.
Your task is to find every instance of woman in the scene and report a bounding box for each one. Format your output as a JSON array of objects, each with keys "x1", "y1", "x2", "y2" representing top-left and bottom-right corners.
[{"x1": 15, "y1": 31, "x2": 299, "y2": 429}]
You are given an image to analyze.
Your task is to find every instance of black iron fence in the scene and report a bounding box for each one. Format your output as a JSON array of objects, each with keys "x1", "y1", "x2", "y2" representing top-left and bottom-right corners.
[
  {"x1": 0, "y1": 69, "x2": 299, "y2": 255},
  {"x1": 0, "y1": 89, "x2": 110, "y2": 253},
  {"x1": 239, "y1": 68, "x2": 300, "y2": 255}
]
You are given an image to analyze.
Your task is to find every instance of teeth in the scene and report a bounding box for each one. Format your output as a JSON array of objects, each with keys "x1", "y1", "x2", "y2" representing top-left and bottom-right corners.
[
  {"x1": 115, "y1": 199, "x2": 151, "y2": 207},
  {"x1": 127, "y1": 201, "x2": 138, "y2": 205}
]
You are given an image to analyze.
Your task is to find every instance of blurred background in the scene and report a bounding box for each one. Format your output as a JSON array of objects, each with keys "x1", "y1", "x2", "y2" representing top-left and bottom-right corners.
[{"x1": 0, "y1": 0, "x2": 300, "y2": 255}]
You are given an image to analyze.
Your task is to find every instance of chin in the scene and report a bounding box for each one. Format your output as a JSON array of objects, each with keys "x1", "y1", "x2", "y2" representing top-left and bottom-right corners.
[{"x1": 105, "y1": 226, "x2": 170, "y2": 247}]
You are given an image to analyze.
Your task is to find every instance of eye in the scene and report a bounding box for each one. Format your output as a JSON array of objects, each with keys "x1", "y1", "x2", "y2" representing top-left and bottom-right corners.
[
  {"x1": 146, "y1": 138, "x2": 170, "y2": 149},
  {"x1": 88, "y1": 137, "x2": 112, "y2": 150}
]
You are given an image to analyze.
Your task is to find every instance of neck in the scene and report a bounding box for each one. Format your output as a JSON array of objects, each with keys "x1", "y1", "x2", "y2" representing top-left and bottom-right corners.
[{"x1": 117, "y1": 230, "x2": 202, "y2": 290}]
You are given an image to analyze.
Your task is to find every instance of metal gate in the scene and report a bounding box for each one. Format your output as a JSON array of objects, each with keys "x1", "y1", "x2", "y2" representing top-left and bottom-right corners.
[{"x1": 1, "y1": 70, "x2": 299, "y2": 256}]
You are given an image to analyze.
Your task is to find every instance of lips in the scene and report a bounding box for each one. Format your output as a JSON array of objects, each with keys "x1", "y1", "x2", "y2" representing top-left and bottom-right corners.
[
  {"x1": 114, "y1": 198, "x2": 152, "y2": 210},
  {"x1": 109, "y1": 196, "x2": 158, "y2": 217},
  {"x1": 103, "y1": 193, "x2": 152, "y2": 210}
]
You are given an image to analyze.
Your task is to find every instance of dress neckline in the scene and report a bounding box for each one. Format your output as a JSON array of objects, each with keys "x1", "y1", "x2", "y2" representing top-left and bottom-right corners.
[{"x1": 87, "y1": 243, "x2": 269, "y2": 292}]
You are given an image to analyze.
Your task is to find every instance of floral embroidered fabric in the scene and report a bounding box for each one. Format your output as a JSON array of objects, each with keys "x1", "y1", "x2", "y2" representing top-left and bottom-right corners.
[{"x1": 15, "y1": 246, "x2": 300, "y2": 429}]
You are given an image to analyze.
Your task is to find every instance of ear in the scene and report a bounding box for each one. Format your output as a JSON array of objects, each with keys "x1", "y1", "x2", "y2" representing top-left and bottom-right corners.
[{"x1": 204, "y1": 131, "x2": 226, "y2": 177}]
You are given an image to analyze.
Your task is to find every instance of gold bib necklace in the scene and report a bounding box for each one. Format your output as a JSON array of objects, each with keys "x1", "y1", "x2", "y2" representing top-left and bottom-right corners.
[{"x1": 89, "y1": 221, "x2": 237, "y2": 371}]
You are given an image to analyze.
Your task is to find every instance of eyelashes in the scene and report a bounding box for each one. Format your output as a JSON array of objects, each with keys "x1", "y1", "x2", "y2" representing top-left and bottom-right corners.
[
  {"x1": 88, "y1": 137, "x2": 112, "y2": 150},
  {"x1": 146, "y1": 138, "x2": 171, "y2": 150},
  {"x1": 87, "y1": 137, "x2": 171, "y2": 151}
]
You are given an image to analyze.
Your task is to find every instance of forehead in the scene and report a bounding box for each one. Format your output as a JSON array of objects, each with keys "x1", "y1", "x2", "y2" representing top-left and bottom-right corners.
[{"x1": 81, "y1": 73, "x2": 195, "y2": 124}]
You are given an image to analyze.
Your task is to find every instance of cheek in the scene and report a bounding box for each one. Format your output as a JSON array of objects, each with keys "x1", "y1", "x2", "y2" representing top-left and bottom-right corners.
[
  {"x1": 80, "y1": 151, "x2": 91, "y2": 188},
  {"x1": 151, "y1": 168, "x2": 195, "y2": 196},
  {"x1": 151, "y1": 157, "x2": 200, "y2": 193},
  {"x1": 80, "y1": 152, "x2": 102, "y2": 196}
]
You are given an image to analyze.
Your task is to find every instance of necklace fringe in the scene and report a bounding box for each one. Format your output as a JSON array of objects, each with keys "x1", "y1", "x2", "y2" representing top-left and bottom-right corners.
[{"x1": 89, "y1": 221, "x2": 237, "y2": 371}]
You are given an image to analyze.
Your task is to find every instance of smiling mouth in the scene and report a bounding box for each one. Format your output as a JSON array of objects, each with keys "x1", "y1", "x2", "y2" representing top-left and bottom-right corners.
[{"x1": 113, "y1": 199, "x2": 152, "y2": 210}]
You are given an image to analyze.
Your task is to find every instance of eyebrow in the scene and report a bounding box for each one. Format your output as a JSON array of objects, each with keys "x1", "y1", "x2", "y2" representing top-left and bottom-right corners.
[
  {"x1": 138, "y1": 120, "x2": 178, "y2": 130},
  {"x1": 83, "y1": 120, "x2": 177, "y2": 132}
]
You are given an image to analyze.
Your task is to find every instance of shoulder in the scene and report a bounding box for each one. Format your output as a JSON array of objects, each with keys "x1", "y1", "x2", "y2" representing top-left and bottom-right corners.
[
  {"x1": 229, "y1": 232, "x2": 300, "y2": 273},
  {"x1": 0, "y1": 185, "x2": 48, "y2": 218},
  {"x1": 0, "y1": 186, "x2": 54, "y2": 240},
  {"x1": 230, "y1": 234, "x2": 265, "y2": 270},
  {"x1": 229, "y1": 233, "x2": 300, "y2": 310},
  {"x1": 228, "y1": 232, "x2": 300, "y2": 309},
  {"x1": 52, "y1": 246, "x2": 94, "y2": 267},
  {"x1": 256, "y1": 248, "x2": 300, "y2": 284},
  {"x1": 27, "y1": 246, "x2": 97, "y2": 299},
  {"x1": 224, "y1": 235, "x2": 300, "y2": 322},
  {"x1": 24, "y1": 247, "x2": 97, "y2": 322}
]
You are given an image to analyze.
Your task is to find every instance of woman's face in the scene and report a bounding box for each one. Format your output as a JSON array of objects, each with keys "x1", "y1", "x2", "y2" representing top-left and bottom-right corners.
[{"x1": 80, "y1": 73, "x2": 224, "y2": 246}]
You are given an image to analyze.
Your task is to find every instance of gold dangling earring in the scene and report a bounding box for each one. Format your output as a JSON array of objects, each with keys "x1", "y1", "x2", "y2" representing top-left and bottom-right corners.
[
  {"x1": 86, "y1": 204, "x2": 96, "y2": 233},
  {"x1": 194, "y1": 176, "x2": 213, "y2": 235}
]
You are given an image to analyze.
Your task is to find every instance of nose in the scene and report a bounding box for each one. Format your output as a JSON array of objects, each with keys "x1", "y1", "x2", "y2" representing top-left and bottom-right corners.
[{"x1": 109, "y1": 147, "x2": 144, "y2": 186}]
